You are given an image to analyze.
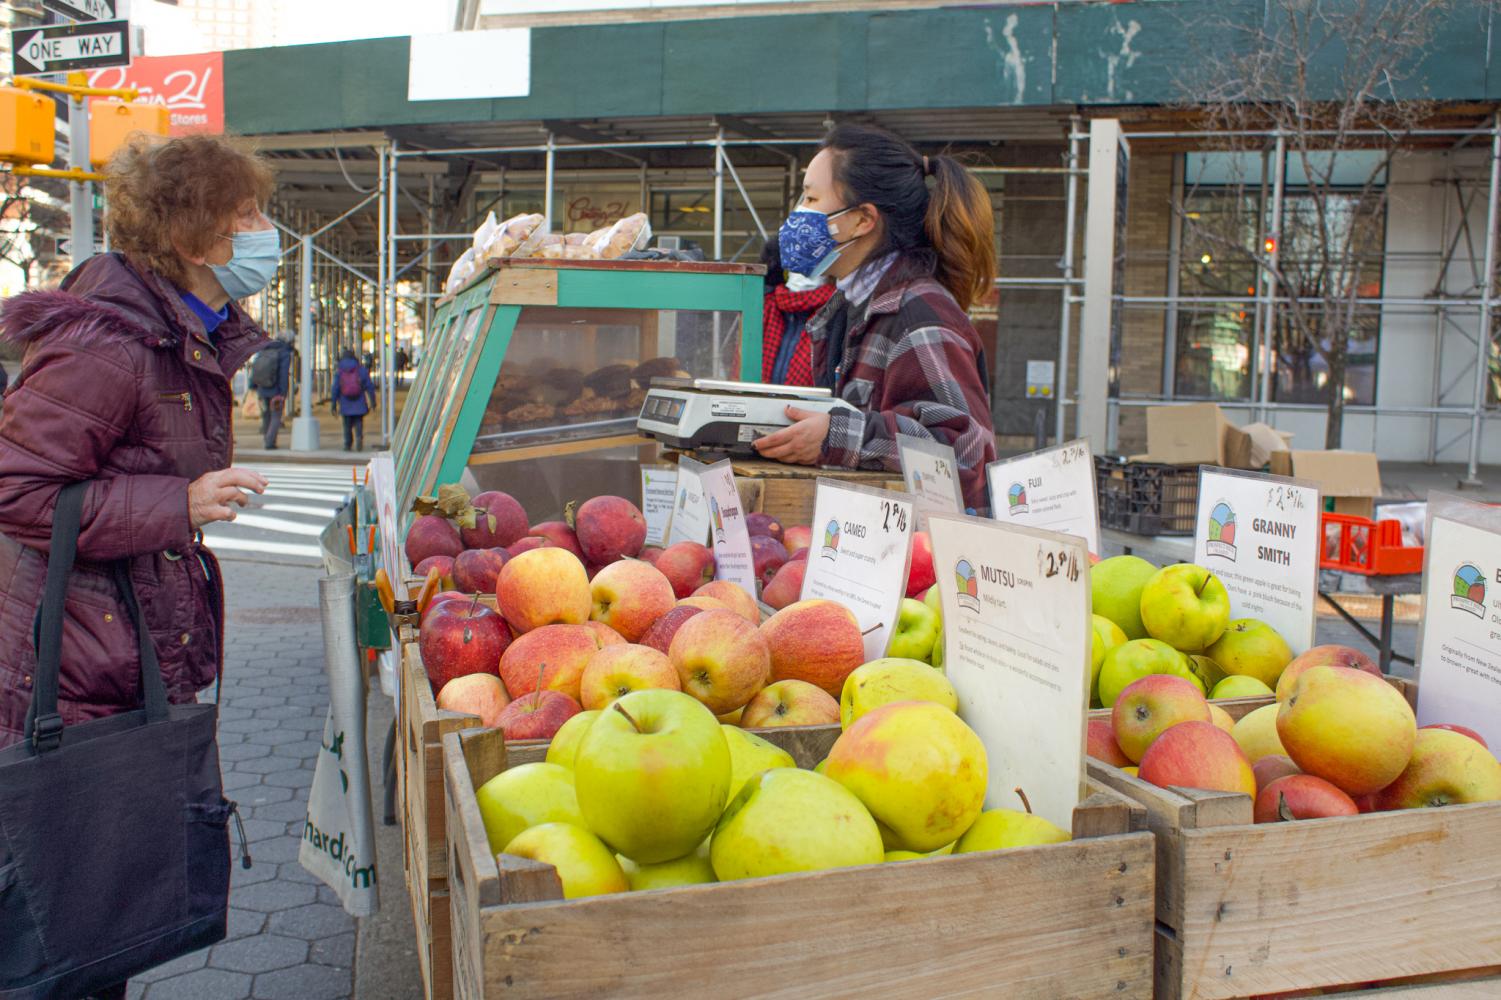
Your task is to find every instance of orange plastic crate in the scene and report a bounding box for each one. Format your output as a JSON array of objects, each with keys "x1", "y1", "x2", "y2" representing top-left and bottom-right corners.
[{"x1": 1320, "y1": 512, "x2": 1423, "y2": 575}]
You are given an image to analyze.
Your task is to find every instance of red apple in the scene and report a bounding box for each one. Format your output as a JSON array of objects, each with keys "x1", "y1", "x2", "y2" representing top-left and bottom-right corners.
[
  {"x1": 782, "y1": 524, "x2": 813, "y2": 557},
  {"x1": 1111, "y1": 674, "x2": 1212, "y2": 763},
  {"x1": 789, "y1": 548, "x2": 809, "y2": 563},
  {"x1": 1275, "y1": 644, "x2": 1381, "y2": 701},
  {"x1": 413, "y1": 555, "x2": 455, "y2": 589},
  {"x1": 691, "y1": 580, "x2": 759, "y2": 624},
  {"x1": 419, "y1": 601, "x2": 511, "y2": 694},
  {"x1": 494, "y1": 688, "x2": 581, "y2": 741},
  {"x1": 578, "y1": 644, "x2": 681, "y2": 711},
  {"x1": 638, "y1": 545, "x2": 664, "y2": 566},
  {"x1": 574, "y1": 496, "x2": 647, "y2": 564},
  {"x1": 760, "y1": 560, "x2": 807, "y2": 610},
  {"x1": 1254, "y1": 774, "x2": 1358, "y2": 823},
  {"x1": 751, "y1": 535, "x2": 789, "y2": 587},
  {"x1": 759, "y1": 599, "x2": 864, "y2": 698},
  {"x1": 590, "y1": 559, "x2": 676, "y2": 642},
  {"x1": 667, "y1": 609, "x2": 770, "y2": 714},
  {"x1": 1252, "y1": 754, "x2": 1302, "y2": 793},
  {"x1": 638, "y1": 605, "x2": 704, "y2": 656},
  {"x1": 745, "y1": 512, "x2": 784, "y2": 543},
  {"x1": 1138, "y1": 720, "x2": 1256, "y2": 796},
  {"x1": 495, "y1": 547, "x2": 592, "y2": 634},
  {"x1": 904, "y1": 531, "x2": 936, "y2": 598},
  {"x1": 421, "y1": 590, "x2": 468, "y2": 625},
  {"x1": 740, "y1": 679, "x2": 839, "y2": 727},
  {"x1": 461, "y1": 490, "x2": 529, "y2": 549},
  {"x1": 580, "y1": 620, "x2": 626, "y2": 647},
  {"x1": 529, "y1": 521, "x2": 585, "y2": 560},
  {"x1": 655, "y1": 542, "x2": 715, "y2": 599},
  {"x1": 452, "y1": 547, "x2": 508, "y2": 594},
  {"x1": 1086, "y1": 719, "x2": 1132, "y2": 768},
  {"x1": 506, "y1": 536, "x2": 549, "y2": 558},
  {"x1": 1421, "y1": 723, "x2": 1489, "y2": 749},
  {"x1": 405, "y1": 514, "x2": 463, "y2": 567},
  {"x1": 500, "y1": 622, "x2": 618, "y2": 703},
  {"x1": 436, "y1": 673, "x2": 510, "y2": 727}
]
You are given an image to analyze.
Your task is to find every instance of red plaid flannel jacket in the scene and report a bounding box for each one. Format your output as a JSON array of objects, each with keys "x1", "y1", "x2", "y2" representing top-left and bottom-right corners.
[{"x1": 808, "y1": 267, "x2": 997, "y2": 514}]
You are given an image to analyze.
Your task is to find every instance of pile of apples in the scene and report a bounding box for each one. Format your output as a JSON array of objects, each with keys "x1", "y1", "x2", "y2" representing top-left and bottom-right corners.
[
  {"x1": 475, "y1": 665, "x2": 1067, "y2": 898},
  {"x1": 1089, "y1": 652, "x2": 1501, "y2": 821}
]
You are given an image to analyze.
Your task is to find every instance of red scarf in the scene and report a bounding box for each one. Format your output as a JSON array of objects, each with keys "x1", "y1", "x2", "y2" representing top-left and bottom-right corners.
[{"x1": 761, "y1": 283, "x2": 836, "y2": 386}]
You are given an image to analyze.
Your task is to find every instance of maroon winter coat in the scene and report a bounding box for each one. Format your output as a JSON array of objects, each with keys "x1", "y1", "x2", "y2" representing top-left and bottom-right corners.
[{"x1": 0, "y1": 253, "x2": 268, "y2": 748}]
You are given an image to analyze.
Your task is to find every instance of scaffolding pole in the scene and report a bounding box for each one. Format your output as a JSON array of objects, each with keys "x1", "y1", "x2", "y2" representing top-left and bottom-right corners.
[
  {"x1": 1055, "y1": 117, "x2": 1081, "y2": 445},
  {"x1": 387, "y1": 141, "x2": 401, "y2": 446},
  {"x1": 1257, "y1": 132, "x2": 1286, "y2": 423},
  {"x1": 1462, "y1": 115, "x2": 1501, "y2": 486},
  {"x1": 377, "y1": 144, "x2": 388, "y2": 447}
]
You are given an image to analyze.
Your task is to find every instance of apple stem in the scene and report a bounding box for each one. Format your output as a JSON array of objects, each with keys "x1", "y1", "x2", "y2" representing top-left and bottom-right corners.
[
  {"x1": 467, "y1": 593, "x2": 481, "y2": 618},
  {"x1": 612, "y1": 701, "x2": 642, "y2": 733},
  {"x1": 861, "y1": 623, "x2": 882, "y2": 636},
  {"x1": 1277, "y1": 792, "x2": 1296, "y2": 823},
  {"x1": 1195, "y1": 575, "x2": 1209, "y2": 598},
  {"x1": 1014, "y1": 787, "x2": 1034, "y2": 815}
]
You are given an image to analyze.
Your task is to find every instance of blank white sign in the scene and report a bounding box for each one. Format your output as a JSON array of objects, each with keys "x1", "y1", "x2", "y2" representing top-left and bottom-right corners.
[{"x1": 408, "y1": 29, "x2": 531, "y2": 101}]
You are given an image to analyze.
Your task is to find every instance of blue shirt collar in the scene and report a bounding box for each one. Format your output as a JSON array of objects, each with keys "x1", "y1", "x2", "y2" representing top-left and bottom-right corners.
[{"x1": 177, "y1": 289, "x2": 230, "y2": 336}]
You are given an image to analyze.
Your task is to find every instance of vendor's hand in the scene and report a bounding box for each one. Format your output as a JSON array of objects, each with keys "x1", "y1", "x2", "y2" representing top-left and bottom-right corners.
[
  {"x1": 189, "y1": 467, "x2": 268, "y2": 529},
  {"x1": 752, "y1": 405, "x2": 830, "y2": 466}
]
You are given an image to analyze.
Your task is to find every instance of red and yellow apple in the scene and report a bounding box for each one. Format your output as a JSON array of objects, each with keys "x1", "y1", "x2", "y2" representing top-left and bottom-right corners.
[
  {"x1": 589, "y1": 558, "x2": 676, "y2": 642},
  {"x1": 668, "y1": 609, "x2": 770, "y2": 714},
  {"x1": 1375, "y1": 727, "x2": 1501, "y2": 809},
  {"x1": 760, "y1": 599, "x2": 864, "y2": 697},
  {"x1": 1252, "y1": 754, "x2": 1302, "y2": 792},
  {"x1": 1275, "y1": 644, "x2": 1381, "y2": 701},
  {"x1": 691, "y1": 580, "x2": 760, "y2": 624},
  {"x1": 575, "y1": 495, "x2": 648, "y2": 564},
  {"x1": 419, "y1": 601, "x2": 510, "y2": 693},
  {"x1": 904, "y1": 531, "x2": 936, "y2": 598},
  {"x1": 1254, "y1": 774, "x2": 1359, "y2": 823},
  {"x1": 435, "y1": 673, "x2": 509, "y2": 727},
  {"x1": 1138, "y1": 720, "x2": 1255, "y2": 796},
  {"x1": 760, "y1": 560, "x2": 807, "y2": 610},
  {"x1": 1111, "y1": 674, "x2": 1212, "y2": 763},
  {"x1": 840, "y1": 658, "x2": 957, "y2": 729},
  {"x1": 500, "y1": 622, "x2": 617, "y2": 703},
  {"x1": 494, "y1": 688, "x2": 582, "y2": 741},
  {"x1": 495, "y1": 547, "x2": 591, "y2": 633},
  {"x1": 1277, "y1": 666, "x2": 1417, "y2": 795},
  {"x1": 1086, "y1": 718, "x2": 1132, "y2": 768},
  {"x1": 637, "y1": 605, "x2": 704, "y2": 656},
  {"x1": 782, "y1": 524, "x2": 813, "y2": 557},
  {"x1": 1231, "y1": 703, "x2": 1288, "y2": 763},
  {"x1": 578, "y1": 643, "x2": 681, "y2": 711},
  {"x1": 739, "y1": 679, "x2": 840, "y2": 728},
  {"x1": 654, "y1": 541, "x2": 715, "y2": 598},
  {"x1": 1421, "y1": 722, "x2": 1489, "y2": 749}
]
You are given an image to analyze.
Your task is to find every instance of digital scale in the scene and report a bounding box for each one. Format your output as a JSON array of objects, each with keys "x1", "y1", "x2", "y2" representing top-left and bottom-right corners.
[{"x1": 636, "y1": 377, "x2": 858, "y2": 454}]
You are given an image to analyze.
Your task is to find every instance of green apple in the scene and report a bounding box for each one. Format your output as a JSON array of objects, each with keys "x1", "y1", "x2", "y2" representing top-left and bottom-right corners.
[
  {"x1": 931, "y1": 629, "x2": 945, "y2": 671},
  {"x1": 617, "y1": 841, "x2": 716, "y2": 890},
  {"x1": 544, "y1": 710, "x2": 601, "y2": 770},
  {"x1": 922, "y1": 584, "x2": 943, "y2": 617},
  {"x1": 883, "y1": 850, "x2": 925, "y2": 862},
  {"x1": 954, "y1": 808, "x2": 1070, "y2": 851},
  {"x1": 474, "y1": 762, "x2": 584, "y2": 855},
  {"x1": 885, "y1": 597, "x2": 940, "y2": 662},
  {"x1": 1205, "y1": 618, "x2": 1295, "y2": 688},
  {"x1": 839, "y1": 657, "x2": 958, "y2": 729},
  {"x1": 1091, "y1": 555, "x2": 1158, "y2": 639},
  {"x1": 710, "y1": 768, "x2": 883, "y2": 879},
  {"x1": 1139, "y1": 563, "x2": 1231, "y2": 652},
  {"x1": 1097, "y1": 638, "x2": 1197, "y2": 707},
  {"x1": 722, "y1": 723, "x2": 795, "y2": 801},
  {"x1": 574, "y1": 689, "x2": 731, "y2": 864},
  {"x1": 1211, "y1": 675, "x2": 1275, "y2": 700},
  {"x1": 1090, "y1": 614, "x2": 1128, "y2": 705},
  {"x1": 1185, "y1": 654, "x2": 1227, "y2": 694},
  {"x1": 503, "y1": 822, "x2": 627, "y2": 899}
]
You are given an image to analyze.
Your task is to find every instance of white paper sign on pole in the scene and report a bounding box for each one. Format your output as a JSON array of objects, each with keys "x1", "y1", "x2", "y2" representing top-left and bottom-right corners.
[
  {"x1": 694, "y1": 459, "x2": 759, "y2": 597},
  {"x1": 897, "y1": 433, "x2": 964, "y2": 521},
  {"x1": 927, "y1": 513, "x2": 1092, "y2": 831},
  {"x1": 798, "y1": 479, "x2": 917, "y2": 661},
  {"x1": 1192, "y1": 466, "x2": 1321, "y2": 655},
  {"x1": 667, "y1": 457, "x2": 712, "y2": 547},
  {"x1": 1415, "y1": 495, "x2": 1501, "y2": 750},
  {"x1": 984, "y1": 439, "x2": 1101, "y2": 555},
  {"x1": 640, "y1": 464, "x2": 678, "y2": 547}
]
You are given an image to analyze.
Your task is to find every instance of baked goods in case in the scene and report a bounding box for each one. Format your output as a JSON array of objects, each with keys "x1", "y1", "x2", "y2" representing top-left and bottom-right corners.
[
  {"x1": 481, "y1": 213, "x2": 545, "y2": 260},
  {"x1": 586, "y1": 212, "x2": 652, "y2": 260},
  {"x1": 444, "y1": 247, "x2": 478, "y2": 295}
]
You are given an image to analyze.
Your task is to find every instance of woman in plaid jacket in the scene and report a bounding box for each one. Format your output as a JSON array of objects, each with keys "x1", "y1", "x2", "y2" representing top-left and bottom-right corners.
[{"x1": 753, "y1": 125, "x2": 998, "y2": 513}]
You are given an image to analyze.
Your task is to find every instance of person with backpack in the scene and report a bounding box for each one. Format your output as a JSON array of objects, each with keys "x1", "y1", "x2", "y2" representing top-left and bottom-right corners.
[
  {"x1": 333, "y1": 348, "x2": 377, "y2": 451},
  {"x1": 248, "y1": 332, "x2": 293, "y2": 449}
]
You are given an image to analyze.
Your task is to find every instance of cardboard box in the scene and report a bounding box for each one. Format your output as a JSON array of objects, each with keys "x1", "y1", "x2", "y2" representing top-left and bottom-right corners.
[
  {"x1": 1145, "y1": 403, "x2": 1250, "y2": 467},
  {"x1": 1268, "y1": 449, "x2": 1382, "y2": 516},
  {"x1": 1238, "y1": 422, "x2": 1294, "y2": 469}
]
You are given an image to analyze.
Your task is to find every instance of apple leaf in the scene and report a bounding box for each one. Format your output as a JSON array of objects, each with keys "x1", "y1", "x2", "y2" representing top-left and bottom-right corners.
[
  {"x1": 1276, "y1": 792, "x2": 1296, "y2": 823},
  {"x1": 563, "y1": 499, "x2": 579, "y2": 531},
  {"x1": 411, "y1": 483, "x2": 478, "y2": 529}
]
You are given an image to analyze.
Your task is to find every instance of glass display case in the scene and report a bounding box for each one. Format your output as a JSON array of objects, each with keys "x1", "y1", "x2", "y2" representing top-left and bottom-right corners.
[{"x1": 391, "y1": 258, "x2": 764, "y2": 521}]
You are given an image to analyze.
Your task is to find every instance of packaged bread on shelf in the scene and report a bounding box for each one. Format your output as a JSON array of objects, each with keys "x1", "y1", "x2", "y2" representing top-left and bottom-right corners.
[
  {"x1": 562, "y1": 244, "x2": 600, "y2": 260},
  {"x1": 480, "y1": 213, "x2": 544, "y2": 260},
  {"x1": 472, "y1": 211, "x2": 499, "y2": 254},
  {"x1": 586, "y1": 212, "x2": 652, "y2": 260},
  {"x1": 536, "y1": 234, "x2": 568, "y2": 259},
  {"x1": 444, "y1": 247, "x2": 478, "y2": 295},
  {"x1": 564, "y1": 232, "x2": 590, "y2": 246}
]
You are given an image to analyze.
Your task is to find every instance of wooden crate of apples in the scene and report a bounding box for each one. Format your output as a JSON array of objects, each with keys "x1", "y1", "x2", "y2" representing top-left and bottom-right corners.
[{"x1": 1082, "y1": 556, "x2": 1501, "y2": 998}]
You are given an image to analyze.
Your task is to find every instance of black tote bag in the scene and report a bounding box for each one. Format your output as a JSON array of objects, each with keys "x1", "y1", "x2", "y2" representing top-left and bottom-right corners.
[{"x1": 0, "y1": 483, "x2": 237, "y2": 1000}]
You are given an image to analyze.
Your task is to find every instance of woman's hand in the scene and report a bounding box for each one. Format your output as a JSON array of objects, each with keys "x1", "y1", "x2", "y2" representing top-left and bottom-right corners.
[
  {"x1": 752, "y1": 405, "x2": 830, "y2": 466},
  {"x1": 189, "y1": 468, "x2": 268, "y2": 529}
]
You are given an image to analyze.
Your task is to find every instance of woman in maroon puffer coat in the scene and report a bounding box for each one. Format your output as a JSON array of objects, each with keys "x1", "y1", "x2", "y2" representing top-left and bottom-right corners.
[{"x1": 0, "y1": 134, "x2": 277, "y2": 750}]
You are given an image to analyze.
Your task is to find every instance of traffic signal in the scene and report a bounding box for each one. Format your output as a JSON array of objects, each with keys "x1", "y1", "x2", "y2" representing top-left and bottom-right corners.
[
  {"x1": 89, "y1": 99, "x2": 170, "y2": 167},
  {"x1": 0, "y1": 86, "x2": 56, "y2": 165}
]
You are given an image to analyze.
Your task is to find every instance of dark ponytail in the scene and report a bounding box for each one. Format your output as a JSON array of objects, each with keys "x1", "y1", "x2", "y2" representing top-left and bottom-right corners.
[{"x1": 820, "y1": 125, "x2": 997, "y2": 311}]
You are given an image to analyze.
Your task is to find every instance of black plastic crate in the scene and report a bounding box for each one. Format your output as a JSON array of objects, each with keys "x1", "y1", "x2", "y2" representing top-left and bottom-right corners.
[{"x1": 1095, "y1": 456, "x2": 1200, "y2": 536}]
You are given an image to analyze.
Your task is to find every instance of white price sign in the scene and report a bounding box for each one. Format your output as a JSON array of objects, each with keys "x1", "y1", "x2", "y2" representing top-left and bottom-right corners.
[
  {"x1": 1415, "y1": 497, "x2": 1501, "y2": 749},
  {"x1": 367, "y1": 453, "x2": 403, "y2": 700},
  {"x1": 799, "y1": 480, "x2": 917, "y2": 661},
  {"x1": 985, "y1": 439, "x2": 1100, "y2": 554},
  {"x1": 667, "y1": 457, "x2": 712, "y2": 547},
  {"x1": 695, "y1": 459, "x2": 758, "y2": 597},
  {"x1": 1192, "y1": 467, "x2": 1321, "y2": 655},
  {"x1": 897, "y1": 433, "x2": 963, "y2": 521},
  {"x1": 927, "y1": 513, "x2": 1092, "y2": 831},
  {"x1": 640, "y1": 465, "x2": 678, "y2": 547}
]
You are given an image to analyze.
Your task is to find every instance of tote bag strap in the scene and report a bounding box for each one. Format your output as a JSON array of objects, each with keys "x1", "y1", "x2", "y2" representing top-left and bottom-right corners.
[{"x1": 26, "y1": 482, "x2": 169, "y2": 753}]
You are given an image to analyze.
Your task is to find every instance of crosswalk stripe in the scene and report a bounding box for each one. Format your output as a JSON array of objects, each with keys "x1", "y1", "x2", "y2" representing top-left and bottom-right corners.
[
  {"x1": 261, "y1": 489, "x2": 349, "y2": 503},
  {"x1": 204, "y1": 535, "x2": 322, "y2": 559},
  {"x1": 221, "y1": 513, "x2": 326, "y2": 536},
  {"x1": 253, "y1": 502, "x2": 342, "y2": 518}
]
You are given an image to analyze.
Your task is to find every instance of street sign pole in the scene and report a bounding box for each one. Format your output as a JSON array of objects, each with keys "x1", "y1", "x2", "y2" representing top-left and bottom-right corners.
[{"x1": 66, "y1": 72, "x2": 94, "y2": 262}]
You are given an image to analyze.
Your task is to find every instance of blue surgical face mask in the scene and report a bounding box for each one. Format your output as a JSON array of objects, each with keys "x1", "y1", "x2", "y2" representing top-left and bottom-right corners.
[
  {"x1": 210, "y1": 227, "x2": 280, "y2": 300},
  {"x1": 777, "y1": 205, "x2": 858, "y2": 279}
]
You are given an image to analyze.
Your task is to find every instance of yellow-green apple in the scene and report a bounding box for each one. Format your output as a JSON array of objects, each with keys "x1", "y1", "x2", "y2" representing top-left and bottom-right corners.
[
  {"x1": 617, "y1": 841, "x2": 716, "y2": 890},
  {"x1": 578, "y1": 643, "x2": 681, "y2": 711},
  {"x1": 1208, "y1": 704, "x2": 1236, "y2": 734},
  {"x1": 1086, "y1": 719, "x2": 1132, "y2": 767},
  {"x1": 954, "y1": 808, "x2": 1069, "y2": 851},
  {"x1": 528, "y1": 520, "x2": 585, "y2": 560},
  {"x1": 1138, "y1": 720, "x2": 1256, "y2": 796},
  {"x1": 883, "y1": 850, "x2": 924, "y2": 862},
  {"x1": 502, "y1": 822, "x2": 628, "y2": 899},
  {"x1": 589, "y1": 559, "x2": 676, "y2": 642},
  {"x1": 1091, "y1": 615, "x2": 1128, "y2": 703},
  {"x1": 1254, "y1": 774, "x2": 1358, "y2": 823},
  {"x1": 1098, "y1": 638, "x2": 1197, "y2": 707},
  {"x1": 668, "y1": 609, "x2": 770, "y2": 714},
  {"x1": 760, "y1": 599, "x2": 864, "y2": 697},
  {"x1": 716, "y1": 707, "x2": 743, "y2": 725},
  {"x1": 1374, "y1": 727, "x2": 1501, "y2": 809},
  {"x1": 1185, "y1": 654, "x2": 1227, "y2": 693},
  {"x1": 495, "y1": 688, "x2": 581, "y2": 741},
  {"x1": 544, "y1": 710, "x2": 600, "y2": 770},
  {"x1": 710, "y1": 768, "x2": 883, "y2": 879},
  {"x1": 745, "y1": 512, "x2": 784, "y2": 542},
  {"x1": 825, "y1": 701, "x2": 987, "y2": 852},
  {"x1": 740, "y1": 679, "x2": 840, "y2": 728},
  {"x1": 575, "y1": 495, "x2": 647, "y2": 564},
  {"x1": 760, "y1": 560, "x2": 807, "y2": 610},
  {"x1": 1139, "y1": 564, "x2": 1231, "y2": 652},
  {"x1": 904, "y1": 531, "x2": 936, "y2": 597},
  {"x1": 500, "y1": 623, "x2": 617, "y2": 703},
  {"x1": 654, "y1": 541, "x2": 715, "y2": 599},
  {"x1": 1111, "y1": 674, "x2": 1212, "y2": 763},
  {"x1": 1277, "y1": 666, "x2": 1417, "y2": 795},
  {"x1": 436, "y1": 674, "x2": 510, "y2": 727},
  {"x1": 638, "y1": 605, "x2": 704, "y2": 656},
  {"x1": 1232, "y1": 703, "x2": 1288, "y2": 762},
  {"x1": 1090, "y1": 555, "x2": 1158, "y2": 639},
  {"x1": 1206, "y1": 618, "x2": 1294, "y2": 687},
  {"x1": 419, "y1": 600, "x2": 511, "y2": 694},
  {"x1": 930, "y1": 628, "x2": 945, "y2": 671},
  {"x1": 887, "y1": 597, "x2": 941, "y2": 662},
  {"x1": 923, "y1": 583, "x2": 942, "y2": 615},
  {"x1": 751, "y1": 535, "x2": 789, "y2": 587},
  {"x1": 452, "y1": 547, "x2": 508, "y2": 594},
  {"x1": 1252, "y1": 754, "x2": 1302, "y2": 792},
  {"x1": 1275, "y1": 644, "x2": 1381, "y2": 701},
  {"x1": 782, "y1": 524, "x2": 813, "y2": 556},
  {"x1": 1212, "y1": 675, "x2": 1275, "y2": 700},
  {"x1": 574, "y1": 690, "x2": 731, "y2": 863},
  {"x1": 475, "y1": 761, "x2": 583, "y2": 854},
  {"x1": 721, "y1": 724, "x2": 796, "y2": 800},
  {"x1": 495, "y1": 547, "x2": 591, "y2": 633},
  {"x1": 462, "y1": 490, "x2": 528, "y2": 549},
  {"x1": 691, "y1": 580, "x2": 759, "y2": 624},
  {"x1": 840, "y1": 658, "x2": 958, "y2": 729},
  {"x1": 1421, "y1": 723, "x2": 1489, "y2": 749},
  {"x1": 405, "y1": 514, "x2": 463, "y2": 566}
]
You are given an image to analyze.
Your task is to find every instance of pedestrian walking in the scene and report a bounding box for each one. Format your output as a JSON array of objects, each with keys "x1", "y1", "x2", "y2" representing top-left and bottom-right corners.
[
  {"x1": 334, "y1": 347, "x2": 377, "y2": 451},
  {"x1": 248, "y1": 331, "x2": 294, "y2": 448},
  {"x1": 0, "y1": 133, "x2": 275, "y2": 996}
]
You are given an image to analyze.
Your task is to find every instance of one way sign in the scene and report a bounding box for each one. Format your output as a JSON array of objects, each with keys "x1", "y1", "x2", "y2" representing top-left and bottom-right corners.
[{"x1": 11, "y1": 19, "x2": 131, "y2": 76}]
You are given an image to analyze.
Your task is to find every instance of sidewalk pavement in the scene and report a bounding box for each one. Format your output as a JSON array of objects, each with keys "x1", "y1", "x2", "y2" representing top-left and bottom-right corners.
[{"x1": 234, "y1": 386, "x2": 410, "y2": 460}]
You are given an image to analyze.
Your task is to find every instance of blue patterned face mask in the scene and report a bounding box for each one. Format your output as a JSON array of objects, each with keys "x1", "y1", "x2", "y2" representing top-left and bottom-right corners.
[
  {"x1": 210, "y1": 228, "x2": 280, "y2": 300},
  {"x1": 777, "y1": 205, "x2": 858, "y2": 278}
]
